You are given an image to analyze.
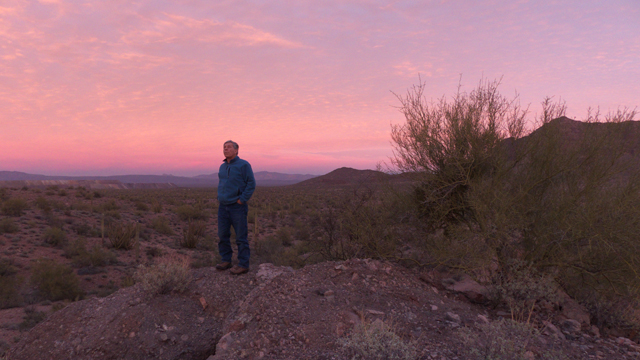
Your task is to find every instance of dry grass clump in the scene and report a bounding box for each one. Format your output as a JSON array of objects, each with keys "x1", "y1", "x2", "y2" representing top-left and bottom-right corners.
[
  {"x1": 2, "y1": 198, "x2": 29, "y2": 217},
  {"x1": 107, "y1": 222, "x2": 138, "y2": 250},
  {"x1": 30, "y1": 258, "x2": 83, "y2": 301},
  {"x1": 180, "y1": 220, "x2": 206, "y2": 248},
  {"x1": 457, "y1": 319, "x2": 567, "y2": 360},
  {"x1": 134, "y1": 259, "x2": 191, "y2": 295},
  {"x1": 151, "y1": 200, "x2": 163, "y2": 213},
  {"x1": 338, "y1": 319, "x2": 417, "y2": 360}
]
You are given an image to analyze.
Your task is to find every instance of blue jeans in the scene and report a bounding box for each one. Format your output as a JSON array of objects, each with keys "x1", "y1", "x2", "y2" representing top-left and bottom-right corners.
[{"x1": 218, "y1": 202, "x2": 250, "y2": 268}]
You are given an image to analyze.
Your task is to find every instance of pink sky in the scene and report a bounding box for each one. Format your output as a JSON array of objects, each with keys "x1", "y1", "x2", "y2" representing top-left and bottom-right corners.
[{"x1": 1, "y1": 0, "x2": 638, "y2": 176}]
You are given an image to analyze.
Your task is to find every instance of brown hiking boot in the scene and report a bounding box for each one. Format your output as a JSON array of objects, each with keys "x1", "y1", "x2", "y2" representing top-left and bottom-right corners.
[
  {"x1": 230, "y1": 266, "x2": 249, "y2": 275},
  {"x1": 215, "y1": 262, "x2": 232, "y2": 271}
]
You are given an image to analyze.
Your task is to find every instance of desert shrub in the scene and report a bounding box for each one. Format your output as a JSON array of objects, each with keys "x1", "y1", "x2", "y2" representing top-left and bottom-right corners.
[
  {"x1": 107, "y1": 222, "x2": 138, "y2": 250},
  {"x1": 65, "y1": 238, "x2": 115, "y2": 267},
  {"x1": 0, "y1": 217, "x2": 19, "y2": 234},
  {"x1": 572, "y1": 291, "x2": 640, "y2": 334},
  {"x1": 145, "y1": 246, "x2": 164, "y2": 258},
  {"x1": 63, "y1": 237, "x2": 87, "y2": 258},
  {"x1": 101, "y1": 199, "x2": 119, "y2": 212},
  {"x1": 43, "y1": 227, "x2": 67, "y2": 247},
  {"x1": 175, "y1": 205, "x2": 207, "y2": 221},
  {"x1": 180, "y1": 220, "x2": 207, "y2": 248},
  {"x1": 71, "y1": 221, "x2": 93, "y2": 236},
  {"x1": 312, "y1": 186, "x2": 402, "y2": 261},
  {"x1": 18, "y1": 306, "x2": 47, "y2": 331},
  {"x1": 255, "y1": 235, "x2": 283, "y2": 264},
  {"x1": 48, "y1": 199, "x2": 67, "y2": 211},
  {"x1": 0, "y1": 258, "x2": 23, "y2": 309},
  {"x1": 2, "y1": 198, "x2": 29, "y2": 217},
  {"x1": 488, "y1": 259, "x2": 560, "y2": 322},
  {"x1": 391, "y1": 77, "x2": 640, "y2": 312},
  {"x1": 276, "y1": 226, "x2": 293, "y2": 246},
  {"x1": 30, "y1": 258, "x2": 83, "y2": 301},
  {"x1": 0, "y1": 188, "x2": 8, "y2": 201},
  {"x1": 134, "y1": 260, "x2": 191, "y2": 295},
  {"x1": 34, "y1": 196, "x2": 51, "y2": 213},
  {"x1": 104, "y1": 210, "x2": 121, "y2": 219},
  {"x1": 135, "y1": 201, "x2": 149, "y2": 212},
  {"x1": 57, "y1": 189, "x2": 67, "y2": 197},
  {"x1": 338, "y1": 319, "x2": 417, "y2": 360},
  {"x1": 151, "y1": 216, "x2": 174, "y2": 235},
  {"x1": 151, "y1": 201, "x2": 163, "y2": 213},
  {"x1": 457, "y1": 319, "x2": 567, "y2": 360},
  {"x1": 70, "y1": 201, "x2": 91, "y2": 212}
]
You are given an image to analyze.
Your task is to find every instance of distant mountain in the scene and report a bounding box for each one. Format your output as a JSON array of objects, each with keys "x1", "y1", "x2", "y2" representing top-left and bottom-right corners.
[
  {"x1": 0, "y1": 170, "x2": 317, "y2": 187},
  {"x1": 293, "y1": 167, "x2": 391, "y2": 187},
  {"x1": 194, "y1": 171, "x2": 316, "y2": 186}
]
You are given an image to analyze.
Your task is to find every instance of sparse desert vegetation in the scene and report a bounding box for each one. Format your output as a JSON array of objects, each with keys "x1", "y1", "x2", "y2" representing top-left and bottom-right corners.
[{"x1": 1, "y1": 81, "x2": 639, "y2": 359}]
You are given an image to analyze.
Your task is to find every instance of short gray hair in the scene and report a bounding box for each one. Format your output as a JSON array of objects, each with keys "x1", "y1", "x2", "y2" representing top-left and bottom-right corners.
[{"x1": 224, "y1": 140, "x2": 239, "y2": 150}]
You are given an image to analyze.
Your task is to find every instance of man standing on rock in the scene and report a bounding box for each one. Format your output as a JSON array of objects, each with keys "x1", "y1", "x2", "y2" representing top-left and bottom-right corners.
[{"x1": 216, "y1": 140, "x2": 256, "y2": 275}]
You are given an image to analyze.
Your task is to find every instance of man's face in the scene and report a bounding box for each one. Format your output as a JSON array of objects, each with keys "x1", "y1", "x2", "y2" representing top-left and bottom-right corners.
[{"x1": 223, "y1": 142, "x2": 238, "y2": 159}]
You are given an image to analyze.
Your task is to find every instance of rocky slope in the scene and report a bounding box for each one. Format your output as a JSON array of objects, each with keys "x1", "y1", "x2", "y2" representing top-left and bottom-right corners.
[{"x1": 6, "y1": 260, "x2": 640, "y2": 360}]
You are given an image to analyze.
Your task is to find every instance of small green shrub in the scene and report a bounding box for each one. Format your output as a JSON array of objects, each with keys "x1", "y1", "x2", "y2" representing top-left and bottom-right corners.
[
  {"x1": 65, "y1": 238, "x2": 115, "y2": 267},
  {"x1": 34, "y1": 196, "x2": 51, "y2": 213},
  {"x1": 30, "y1": 258, "x2": 83, "y2": 301},
  {"x1": 338, "y1": 319, "x2": 417, "y2": 360},
  {"x1": 101, "y1": 199, "x2": 119, "y2": 211},
  {"x1": 2, "y1": 198, "x2": 29, "y2": 217},
  {"x1": 107, "y1": 222, "x2": 138, "y2": 250},
  {"x1": 134, "y1": 261, "x2": 191, "y2": 295},
  {"x1": 276, "y1": 226, "x2": 293, "y2": 246},
  {"x1": 0, "y1": 258, "x2": 23, "y2": 309},
  {"x1": 0, "y1": 218, "x2": 19, "y2": 234},
  {"x1": 135, "y1": 201, "x2": 149, "y2": 212},
  {"x1": 18, "y1": 306, "x2": 46, "y2": 331},
  {"x1": 151, "y1": 201, "x2": 163, "y2": 213},
  {"x1": 71, "y1": 222, "x2": 93, "y2": 236},
  {"x1": 151, "y1": 216, "x2": 174, "y2": 235},
  {"x1": 104, "y1": 210, "x2": 121, "y2": 219},
  {"x1": 43, "y1": 227, "x2": 67, "y2": 247}
]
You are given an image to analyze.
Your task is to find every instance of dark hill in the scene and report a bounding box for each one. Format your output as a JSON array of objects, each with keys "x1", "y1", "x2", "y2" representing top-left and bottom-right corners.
[{"x1": 293, "y1": 167, "x2": 390, "y2": 187}]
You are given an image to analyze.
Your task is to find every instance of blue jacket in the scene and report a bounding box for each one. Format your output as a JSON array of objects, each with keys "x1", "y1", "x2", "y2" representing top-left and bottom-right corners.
[{"x1": 217, "y1": 156, "x2": 256, "y2": 205}]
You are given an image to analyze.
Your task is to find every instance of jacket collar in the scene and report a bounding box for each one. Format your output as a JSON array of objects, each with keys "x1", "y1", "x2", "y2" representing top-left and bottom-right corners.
[{"x1": 222, "y1": 156, "x2": 240, "y2": 164}]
